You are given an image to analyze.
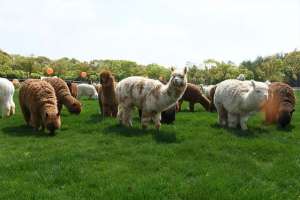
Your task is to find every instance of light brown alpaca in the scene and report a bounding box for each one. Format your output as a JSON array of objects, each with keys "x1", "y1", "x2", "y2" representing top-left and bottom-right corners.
[
  {"x1": 19, "y1": 79, "x2": 61, "y2": 135},
  {"x1": 99, "y1": 70, "x2": 118, "y2": 117},
  {"x1": 44, "y1": 77, "x2": 81, "y2": 114},
  {"x1": 67, "y1": 81, "x2": 78, "y2": 98}
]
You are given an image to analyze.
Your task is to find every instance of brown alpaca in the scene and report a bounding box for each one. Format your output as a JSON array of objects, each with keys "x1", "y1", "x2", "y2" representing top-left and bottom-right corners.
[
  {"x1": 264, "y1": 82, "x2": 295, "y2": 127},
  {"x1": 44, "y1": 78, "x2": 81, "y2": 114},
  {"x1": 19, "y1": 79, "x2": 61, "y2": 135},
  {"x1": 99, "y1": 70, "x2": 118, "y2": 117},
  {"x1": 67, "y1": 81, "x2": 78, "y2": 98},
  {"x1": 178, "y1": 83, "x2": 211, "y2": 112}
]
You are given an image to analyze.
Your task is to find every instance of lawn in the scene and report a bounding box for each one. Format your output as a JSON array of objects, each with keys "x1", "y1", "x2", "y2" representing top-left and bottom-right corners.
[{"x1": 0, "y1": 92, "x2": 300, "y2": 200}]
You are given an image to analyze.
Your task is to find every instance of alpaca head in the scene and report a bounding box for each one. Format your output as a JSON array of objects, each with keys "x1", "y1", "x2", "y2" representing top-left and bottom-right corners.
[
  {"x1": 248, "y1": 80, "x2": 269, "y2": 109},
  {"x1": 42, "y1": 111, "x2": 61, "y2": 135},
  {"x1": 100, "y1": 70, "x2": 114, "y2": 86},
  {"x1": 169, "y1": 67, "x2": 188, "y2": 88},
  {"x1": 277, "y1": 107, "x2": 295, "y2": 127}
]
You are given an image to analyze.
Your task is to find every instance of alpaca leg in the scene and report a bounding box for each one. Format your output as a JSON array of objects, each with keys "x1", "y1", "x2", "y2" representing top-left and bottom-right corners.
[
  {"x1": 103, "y1": 104, "x2": 111, "y2": 117},
  {"x1": 189, "y1": 102, "x2": 195, "y2": 112},
  {"x1": 240, "y1": 114, "x2": 250, "y2": 130},
  {"x1": 152, "y1": 112, "x2": 161, "y2": 131},
  {"x1": 57, "y1": 103, "x2": 63, "y2": 115},
  {"x1": 117, "y1": 104, "x2": 124, "y2": 124},
  {"x1": 141, "y1": 111, "x2": 152, "y2": 129},
  {"x1": 9, "y1": 98, "x2": 15, "y2": 116},
  {"x1": 123, "y1": 107, "x2": 133, "y2": 127},
  {"x1": 1, "y1": 104, "x2": 10, "y2": 118},
  {"x1": 30, "y1": 115, "x2": 40, "y2": 131},
  {"x1": 216, "y1": 103, "x2": 227, "y2": 126},
  {"x1": 178, "y1": 99, "x2": 183, "y2": 112},
  {"x1": 111, "y1": 104, "x2": 118, "y2": 117},
  {"x1": 228, "y1": 113, "x2": 238, "y2": 128},
  {"x1": 19, "y1": 102, "x2": 31, "y2": 125}
]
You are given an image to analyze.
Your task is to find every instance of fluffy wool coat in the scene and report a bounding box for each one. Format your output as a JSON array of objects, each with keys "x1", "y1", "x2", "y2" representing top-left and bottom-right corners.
[
  {"x1": 19, "y1": 79, "x2": 61, "y2": 135},
  {"x1": 44, "y1": 77, "x2": 81, "y2": 114},
  {"x1": 99, "y1": 70, "x2": 118, "y2": 117},
  {"x1": 77, "y1": 83, "x2": 98, "y2": 99},
  {"x1": 0, "y1": 77, "x2": 15, "y2": 118},
  {"x1": 264, "y1": 82, "x2": 295, "y2": 127},
  {"x1": 116, "y1": 67, "x2": 188, "y2": 130},
  {"x1": 178, "y1": 83, "x2": 211, "y2": 112},
  {"x1": 214, "y1": 79, "x2": 269, "y2": 130}
]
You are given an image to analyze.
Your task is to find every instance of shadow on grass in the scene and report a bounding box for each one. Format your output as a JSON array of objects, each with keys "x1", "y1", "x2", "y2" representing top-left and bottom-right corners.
[
  {"x1": 210, "y1": 123, "x2": 269, "y2": 138},
  {"x1": 276, "y1": 124, "x2": 295, "y2": 132},
  {"x1": 85, "y1": 114, "x2": 105, "y2": 124},
  {"x1": 103, "y1": 124, "x2": 179, "y2": 143},
  {"x1": 2, "y1": 125, "x2": 53, "y2": 137}
]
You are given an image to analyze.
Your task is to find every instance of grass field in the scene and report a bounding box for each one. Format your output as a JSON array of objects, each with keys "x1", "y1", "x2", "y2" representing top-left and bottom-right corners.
[{"x1": 0, "y1": 92, "x2": 300, "y2": 200}]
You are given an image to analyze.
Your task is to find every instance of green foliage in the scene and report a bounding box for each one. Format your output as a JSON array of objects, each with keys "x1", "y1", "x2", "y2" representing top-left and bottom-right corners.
[{"x1": 0, "y1": 49, "x2": 299, "y2": 86}]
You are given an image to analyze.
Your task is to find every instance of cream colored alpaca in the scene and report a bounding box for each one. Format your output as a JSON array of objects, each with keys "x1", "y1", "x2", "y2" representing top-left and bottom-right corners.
[
  {"x1": 116, "y1": 67, "x2": 188, "y2": 130},
  {"x1": 214, "y1": 79, "x2": 269, "y2": 130}
]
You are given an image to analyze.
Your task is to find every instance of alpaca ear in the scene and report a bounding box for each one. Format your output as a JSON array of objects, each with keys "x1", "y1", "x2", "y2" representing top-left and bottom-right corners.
[
  {"x1": 184, "y1": 67, "x2": 188, "y2": 74},
  {"x1": 251, "y1": 80, "x2": 256, "y2": 88},
  {"x1": 46, "y1": 113, "x2": 49, "y2": 118},
  {"x1": 265, "y1": 80, "x2": 271, "y2": 86},
  {"x1": 171, "y1": 67, "x2": 175, "y2": 72},
  {"x1": 291, "y1": 109, "x2": 295, "y2": 114}
]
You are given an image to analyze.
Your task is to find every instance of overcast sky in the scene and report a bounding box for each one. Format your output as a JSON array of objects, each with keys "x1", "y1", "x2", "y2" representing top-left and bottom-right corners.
[{"x1": 0, "y1": 0, "x2": 299, "y2": 67}]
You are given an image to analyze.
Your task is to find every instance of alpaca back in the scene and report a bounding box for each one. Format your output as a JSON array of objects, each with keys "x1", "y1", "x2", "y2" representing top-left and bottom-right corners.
[
  {"x1": 19, "y1": 79, "x2": 58, "y2": 112},
  {"x1": 214, "y1": 79, "x2": 268, "y2": 113},
  {"x1": 77, "y1": 83, "x2": 98, "y2": 99}
]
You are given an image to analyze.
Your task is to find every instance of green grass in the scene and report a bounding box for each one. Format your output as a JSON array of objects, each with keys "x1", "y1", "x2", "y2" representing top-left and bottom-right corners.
[{"x1": 0, "y1": 92, "x2": 300, "y2": 200}]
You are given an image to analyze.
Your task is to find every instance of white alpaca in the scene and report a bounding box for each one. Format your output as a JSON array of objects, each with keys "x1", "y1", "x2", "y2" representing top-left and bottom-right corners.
[
  {"x1": 116, "y1": 67, "x2": 188, "y2": 130},
  {"x1": 214, "y1": 79, "x2": 269, "y2": 130},
  {"x1": 0, "y1": 78, "x2": 15, "y2": 118},
  {"x1": 77, "y1": 83, "x2": 98, "y2": 99}
]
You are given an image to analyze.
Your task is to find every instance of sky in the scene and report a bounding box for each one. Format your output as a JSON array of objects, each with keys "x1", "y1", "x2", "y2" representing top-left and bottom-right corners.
[{"x1": 0, "y1": 0, "x2": 299, "y2": 67}]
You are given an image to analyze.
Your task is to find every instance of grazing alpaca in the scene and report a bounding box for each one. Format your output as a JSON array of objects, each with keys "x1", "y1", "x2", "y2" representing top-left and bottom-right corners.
[
  {"x1": 44, "y1": 77, "x2": 81, "y2": 114},
  {"x1": 264, "y1": 82, "x2": 295, "y2": 127},
  {"x1": 0, "y1": 78, "x2": 15, "y2": 118},
  {"x1": 214, "y1": 79, "x2": 269, "y2": 130},
  {"x1": 99, "y1": 70, "x2": 118, "y2": 117},
  {"x1": 19, "y1": 79, "x2": 61, "y2": 135},
  {"x1": 178, "y1": 83, "x2": 211, "y2": 112},
  {"x1": 202, "y1": 85, "x2": 216, "y2": 100},
  {"x1": 116, "y1": 67, "x2": 188, "y2": 130},
  {"x1": 67, "y1": 81, "x2": 78, "y2": 98},
  {"x1": 77, "y1": 83, "x2": 98, "y2": 99}
]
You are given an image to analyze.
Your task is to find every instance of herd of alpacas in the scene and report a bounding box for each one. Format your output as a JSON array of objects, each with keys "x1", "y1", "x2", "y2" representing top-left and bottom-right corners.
[{"x1": 0, "y1": 68, "x2": 296, "y2": 135}]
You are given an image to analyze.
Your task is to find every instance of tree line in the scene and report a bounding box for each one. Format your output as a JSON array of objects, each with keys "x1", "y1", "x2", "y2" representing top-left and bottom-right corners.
[{"x1": 0, "y1": 49, "x2": 299, "y2": 86}]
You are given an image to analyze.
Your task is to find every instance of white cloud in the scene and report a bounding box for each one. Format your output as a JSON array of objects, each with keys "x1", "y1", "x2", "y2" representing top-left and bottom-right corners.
[{"x1": 0, "y1": 0, "x2": 299, "y2": 67}]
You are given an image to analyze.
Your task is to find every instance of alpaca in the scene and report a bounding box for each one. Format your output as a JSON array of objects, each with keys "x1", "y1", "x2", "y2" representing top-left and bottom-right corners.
[
  {"x1": 19, "y1": 79, "x2": 61, "y2": 135},
  {"x1": 264, "y1": 82, "x2": 295, "y2": 127},
  {"x1": 202, "y1": 85, "x2": 216, "y2": 100},
  {"x1": 99, "y1": 70, "x2": 118, "y2": 117},
  {"x1": 214, "y1": 79, "x2": 269, "y2": 130},
  {"x1": 178, "y1": 83, "x2": 211, "y2": 112},
  {"x1": 0, "y1": 78, "x2": 15, "y2": 118},
  {"x1": 77, "y1": 83, "x2": 98, "y2": 99},
  {"x1": 44, "y1": 77, "x2": 81, "y2": 114},
  {"x1": 116, "y1": 67, "x2": 188, "y2": 130},
  {"x1": 66, "y1": 81, "x2": 78, "y2": 98},
  {"x1": 208, "y1": 85, "x2": 217, "y2": 112}
]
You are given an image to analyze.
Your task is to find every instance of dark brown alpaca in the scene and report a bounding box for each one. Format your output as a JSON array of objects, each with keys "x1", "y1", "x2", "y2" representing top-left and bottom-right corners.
[
  {"x1": 264, "y1": 82, "x2": 295, "y2": 127},
  {"x1": 44, "y1": 78, "x2": 81, "y2": 115},
  {"x1": 99, "y1": 70, "x2": 118, "y2": 117},
  {"x1": 19, "y1": 79, "x2": 61, "y2": 135},
  {"x1": 178, "y1": 83, "x2": 211, "y2": 112}
]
